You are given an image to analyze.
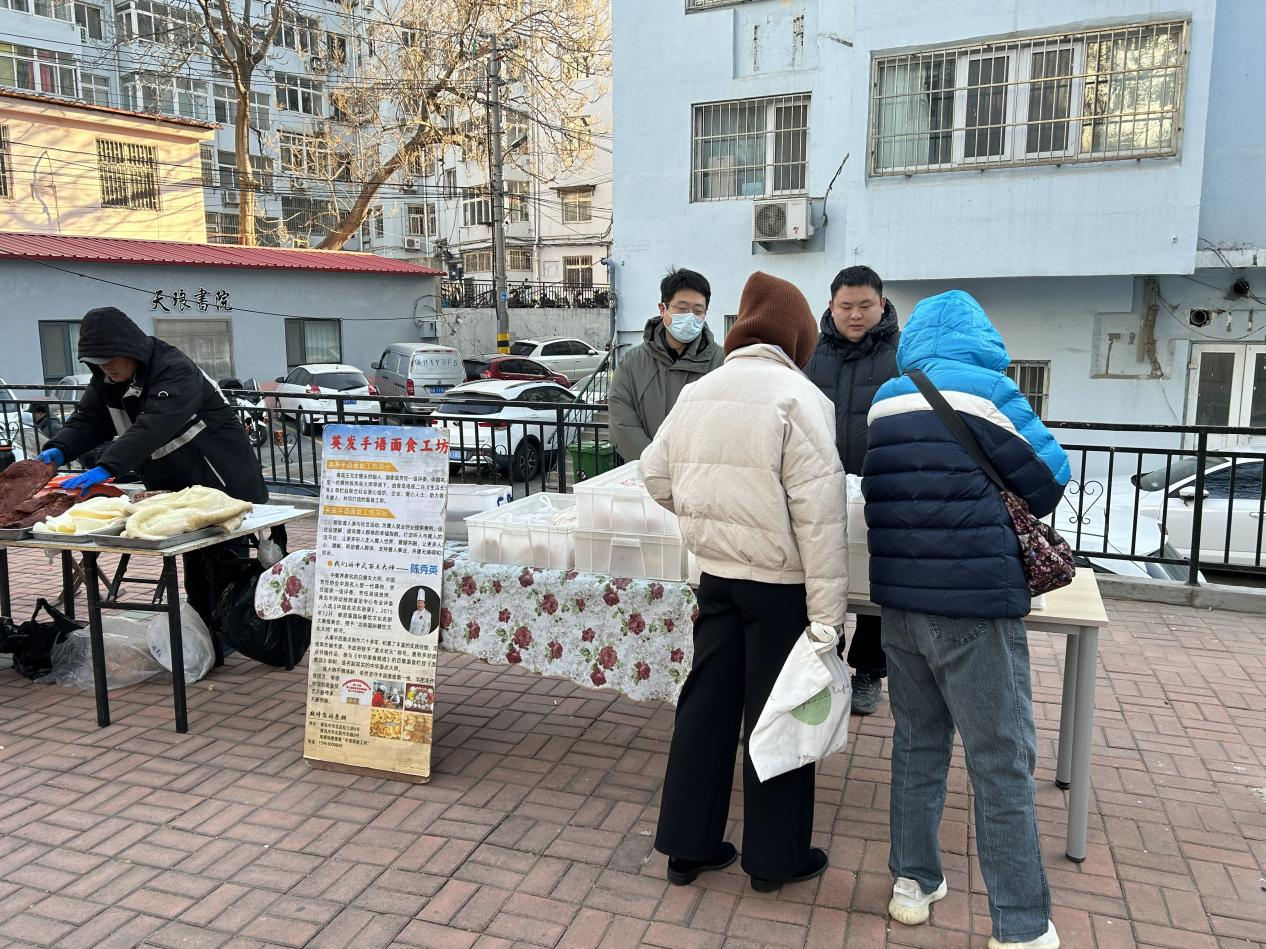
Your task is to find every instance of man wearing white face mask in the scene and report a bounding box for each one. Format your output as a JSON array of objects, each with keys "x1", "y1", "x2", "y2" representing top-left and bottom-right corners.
[{"x1": 609, "y1": 268, "x2": 725, "y2": 462}]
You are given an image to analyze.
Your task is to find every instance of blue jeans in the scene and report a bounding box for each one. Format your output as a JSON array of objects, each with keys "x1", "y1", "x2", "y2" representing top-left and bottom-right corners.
[{"x1": 882, "y1": 608, "x2": 1050, "y2": 943}]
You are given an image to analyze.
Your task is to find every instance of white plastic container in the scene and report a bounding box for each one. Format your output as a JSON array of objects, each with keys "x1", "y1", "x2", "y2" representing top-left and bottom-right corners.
[
  {"x1": 574, "y1": 528, "x2": 690, "y2": 582},
  {"x1": 466, "y1": 493, "x2": 577, "y2": 569},
  {"x1": 445, "y1": 484, "x2": 513, "y2": 541},
  {"x1": 574, "y1": 461, "x2": 679, "y2": 535},
  {"x1": 846, "y1": 473, "x2": 867, "y2": 545}
]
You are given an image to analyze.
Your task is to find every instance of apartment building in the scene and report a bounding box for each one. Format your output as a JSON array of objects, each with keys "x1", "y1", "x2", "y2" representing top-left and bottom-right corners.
[
  {"x1": 0, "y1": 0, "x2": 612, "y2": 279},
  {"x1": 613, "y1": 0, "x2": 1265, "y2": 444}
]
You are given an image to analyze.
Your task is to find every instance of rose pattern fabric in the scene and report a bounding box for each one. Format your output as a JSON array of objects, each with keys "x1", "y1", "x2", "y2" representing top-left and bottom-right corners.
[
  {"x1": 256, "y1": 550, "x2": 317, "y2": 620},
  {"x1": 440, "y1": 543, "x2": 697, "y2": 704}
]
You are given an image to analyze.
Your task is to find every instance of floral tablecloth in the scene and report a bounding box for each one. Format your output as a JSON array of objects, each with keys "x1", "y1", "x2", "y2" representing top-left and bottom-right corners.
[
  {"x1": 439, "y1": 546, "x2": 698, "y2": 704},
  {"x1": 254, "y1": 543, "x2": 699, "y2": 704}
]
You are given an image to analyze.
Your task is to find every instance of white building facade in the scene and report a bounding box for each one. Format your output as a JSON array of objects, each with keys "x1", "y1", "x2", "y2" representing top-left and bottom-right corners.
[{"x1": 613, "y1": 0, "x2": 1266, "y2": 439}]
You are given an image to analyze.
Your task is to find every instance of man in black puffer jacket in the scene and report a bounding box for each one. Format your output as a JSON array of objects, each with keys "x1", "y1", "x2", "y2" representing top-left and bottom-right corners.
[
  {"x1": 804, "y1": 266, "x2": 898, "y2": 715},
  {"x1": 43, "y1": 307, "x2": 269, "y2": 626}
]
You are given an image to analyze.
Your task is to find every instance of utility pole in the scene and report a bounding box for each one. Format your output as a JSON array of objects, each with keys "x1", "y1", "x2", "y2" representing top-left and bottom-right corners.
[{"x1": 487, "y1": 34, "x2": 511, "y2": 355}]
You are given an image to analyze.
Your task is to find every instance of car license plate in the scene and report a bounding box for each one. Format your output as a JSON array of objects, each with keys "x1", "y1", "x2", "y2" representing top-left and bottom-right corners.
[
  {"x1": 346, "y1": 399, "x2": 358, "y2": 406},
  {"x1": 428, "y1": 386, "x2": 446, "y2": 395}
]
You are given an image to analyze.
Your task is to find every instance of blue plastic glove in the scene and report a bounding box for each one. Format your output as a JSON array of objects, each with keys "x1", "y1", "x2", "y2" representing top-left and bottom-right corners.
[
  {"x1": 61, "y1": 466, "x2": 110, "y2": 496},
  {"x1": 37, "y1": 447, "x2": 64, "y2": 467}
]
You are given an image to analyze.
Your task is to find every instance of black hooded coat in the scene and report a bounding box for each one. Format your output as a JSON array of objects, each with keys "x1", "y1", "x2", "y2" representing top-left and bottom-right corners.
[
  {"x1": 803, "y1": 301, "x2": 900, "y2": 475},
  {"x1": 47, "y1": 308, "x2": 268, "y2": 503}
]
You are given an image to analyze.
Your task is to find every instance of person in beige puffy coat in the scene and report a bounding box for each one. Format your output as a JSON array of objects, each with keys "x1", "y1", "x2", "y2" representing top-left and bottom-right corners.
[{"x1": 643, "y1": 271, "x2": 849, "y2": 892}]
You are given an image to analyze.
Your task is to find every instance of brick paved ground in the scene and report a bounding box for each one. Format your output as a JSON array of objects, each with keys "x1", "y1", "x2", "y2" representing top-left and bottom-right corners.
[{"x1": 0, "y1": 517, "x2": 1264, "y2": 948}]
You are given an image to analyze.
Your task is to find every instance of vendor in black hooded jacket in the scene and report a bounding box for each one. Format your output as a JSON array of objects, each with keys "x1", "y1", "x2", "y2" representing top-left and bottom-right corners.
[
  {"x1": 39, "y1": 306, "x2": 269, "y2": 623},
  {"x1": 803, "y1": 266, "x2": 899, "y2": 716}
]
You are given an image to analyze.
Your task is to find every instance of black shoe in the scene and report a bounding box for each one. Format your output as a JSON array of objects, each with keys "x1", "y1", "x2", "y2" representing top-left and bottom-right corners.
[
  {"x1": 666, "y1": 842, "x2": 738, "y2": 886},
  {"x1": 750, "y1": 848, "x2": 829, "y2": 893},
  {"x1": 851, "y1": 671, "x2": 883, "y2": 715}
]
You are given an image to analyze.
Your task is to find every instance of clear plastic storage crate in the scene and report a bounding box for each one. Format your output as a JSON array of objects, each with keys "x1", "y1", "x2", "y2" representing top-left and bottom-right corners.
[
  {"x1": 466, "y1": 493, "x2": 577, "y2": 570},
  {"x1": 573, "y1": 461, "x2": 679, "y2": 535},
  {"x1": 445, "y1": 484, "x2": 513, "y2": 541},
  {"x1": 574, "y1": 528, "x2": 691, "y2": 582}
]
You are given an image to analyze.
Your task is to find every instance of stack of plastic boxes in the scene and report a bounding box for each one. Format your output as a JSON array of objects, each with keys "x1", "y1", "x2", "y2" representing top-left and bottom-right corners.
[{"x1": 573, "y1": 462, "x2": 692, "y2": 582}]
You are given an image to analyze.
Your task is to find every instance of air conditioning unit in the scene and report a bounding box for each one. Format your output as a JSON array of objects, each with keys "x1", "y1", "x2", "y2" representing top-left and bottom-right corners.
[
  {"x1": 752, "y1": 197, "x2": 814, "y2": 242},
  {"x1": 291, "y1": 178, "x2": 308, "y2": 193},
  {"x1": 308, "y1": 55, "x2": 327, "y2": 74},
  {"x1": 77, "y1": 26, "x2": 89, "y2": 43},
  {"x1": 400, "y1": 178, "x2": 416, "y2": 194},
  {"x1": 221, "y1": 189, "x2": 239, "y2": 206},
  {"x1": 404, "y1": 237, "x2": 422, "y2": 250}
]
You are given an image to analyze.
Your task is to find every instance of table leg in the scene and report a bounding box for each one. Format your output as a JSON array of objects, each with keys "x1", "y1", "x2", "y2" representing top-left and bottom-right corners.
[
  {"x1": 1066, "y1": 625, "x2": 1099, "y2": 863},
  {"x1": 1055, "y1": 632, "x2": 1080, "y2": 791},
  {"x1": 60, "y1": 551, "x2": 76, "y2": 622},
  {"x1": 81, "y1": 551, "x2": 110, "y2": 728},
  {"x1": 203, "y1": 554, "x2": 224, "y2": 667},
  {"x1": 163, "y1": 557, "x2": 189, "y2": 734},
  {"x1": 0, "y1": 548, "x2": 10, "y2": 618}
]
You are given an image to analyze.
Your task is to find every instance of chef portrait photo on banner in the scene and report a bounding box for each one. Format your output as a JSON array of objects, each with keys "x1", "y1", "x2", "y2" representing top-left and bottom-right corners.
[{"x1": 398, "y1": 585, "x2": 441, "y2": 637}]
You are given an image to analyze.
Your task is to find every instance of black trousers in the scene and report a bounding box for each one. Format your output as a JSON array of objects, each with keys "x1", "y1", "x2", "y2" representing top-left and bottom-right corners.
[
  {"x1": 843, "y1": 612, "x2": 887, "y2": 677},
  {"x1": 654, "y1": 574, "x2": 815, "y2": 879}
]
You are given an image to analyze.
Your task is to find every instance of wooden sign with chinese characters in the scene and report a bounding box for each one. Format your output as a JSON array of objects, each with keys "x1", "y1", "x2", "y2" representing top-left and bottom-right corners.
[{"x1": 304, "y1": 424, "x2": 449, "y2": 783}]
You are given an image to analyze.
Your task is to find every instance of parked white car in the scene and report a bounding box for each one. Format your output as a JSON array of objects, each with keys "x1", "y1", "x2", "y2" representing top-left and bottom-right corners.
[
  {"x1": 434, "y1": 379, "x2": 584, "y2": 481},
  {"x1": 272, "y1": 364, "x2": 381, "y2": 429},
  {"x1": 509, "y1": 338, "x2": 606, "y2": 383},
  {"x1": 1051, "y1": 492, "x2": 1192, "y2": 581},
  {"x1": 1128, "y1": 455, "x2": 1265, "y2": 567}
]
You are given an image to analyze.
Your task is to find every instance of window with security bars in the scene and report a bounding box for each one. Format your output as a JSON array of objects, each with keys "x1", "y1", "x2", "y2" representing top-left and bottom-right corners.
[
  {"x1": 563, "y1": 255, "x2": 593, "y2": 288},
  {"x1": 204, "y1": 212, "x2": 238, "y2": 244},
  {"x1": 463, "y1": 249, "x2": 493, "y2": 274},
  {"x1": 97, "y1": 139, "x2": 159, "y2": 210},
  {"x1": 507, "y1": 247, "x2": 532, "y2": 271},
  {"x1": 1005, "y1": 360, "x2": 1051, "y2": 419},
  {"x1": 871, "y1": 19, "x2": 1188, "y2": 175},
  {"x1": 692, "y1": 94, "x2": 810, "y2": 201},
  {"x1": 0, "y1": 126, "x2": 11, "y2": 199}
]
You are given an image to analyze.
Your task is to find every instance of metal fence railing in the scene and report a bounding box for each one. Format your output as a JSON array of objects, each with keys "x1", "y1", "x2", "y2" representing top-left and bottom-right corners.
[
  {"x1": 441, "y1": 279, "x2": 613, "y2": 310},
  {"x1": 3, "y1": 383, "x2": 1263, "y2": 587}
]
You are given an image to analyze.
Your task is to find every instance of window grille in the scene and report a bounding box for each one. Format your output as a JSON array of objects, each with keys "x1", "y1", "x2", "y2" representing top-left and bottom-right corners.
[
  {"x1": 97, "y1": 138, "x2": 160, "y2": 210},
  {"x1": 691, "y1": 93, "x2": 809, "y2": 201},
  {"x1": 1005, "y1": 360, "x2": 1051, "y2": 419},
  {"x1": 870, "y1": 20, "x2": 1188, "y2": 176}
]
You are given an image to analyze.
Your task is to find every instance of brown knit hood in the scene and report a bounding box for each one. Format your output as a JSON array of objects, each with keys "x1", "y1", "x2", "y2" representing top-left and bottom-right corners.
[{"x1": 723, "y1": 271, "x2": 818, "y2": 368}]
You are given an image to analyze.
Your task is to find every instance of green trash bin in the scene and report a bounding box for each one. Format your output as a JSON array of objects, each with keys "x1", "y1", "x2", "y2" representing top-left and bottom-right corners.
[{"x1": 570, "y1": 440, "x2": 616, "y2": 481}]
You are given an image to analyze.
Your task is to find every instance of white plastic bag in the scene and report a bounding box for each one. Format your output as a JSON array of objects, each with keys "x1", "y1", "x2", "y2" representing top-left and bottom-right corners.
[
  {"x1": 36, "y1": 617, "x2": 163, "y2": 690},
  {"x1": 748, "y1": 623, "x2": 852, "y2": 782},
  {"x1": 257, "y1": 536, "x2": 285, "y2": 569},
  {"x1": 147, "y1": 604, "x2": 215, "y2": 683}
]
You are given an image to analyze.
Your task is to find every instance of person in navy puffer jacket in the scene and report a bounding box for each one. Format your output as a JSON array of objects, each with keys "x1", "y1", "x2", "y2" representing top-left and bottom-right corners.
[{"x1": 862, "y1": 291, "x2": 1069, "y2": 949}]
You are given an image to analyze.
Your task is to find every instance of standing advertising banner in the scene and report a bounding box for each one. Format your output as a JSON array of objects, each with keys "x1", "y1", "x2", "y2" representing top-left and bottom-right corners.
[{"x1": 304, "y1": 424, "x2": 449, "y2": 782}]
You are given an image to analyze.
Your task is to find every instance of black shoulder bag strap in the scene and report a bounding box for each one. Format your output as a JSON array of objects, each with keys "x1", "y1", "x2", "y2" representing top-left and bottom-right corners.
[{"x1": 906, "y1": 369, "x2": 1008, "y2": 493}]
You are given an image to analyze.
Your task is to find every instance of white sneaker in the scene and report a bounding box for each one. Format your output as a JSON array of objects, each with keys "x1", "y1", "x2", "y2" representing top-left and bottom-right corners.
[
  {"x1": 887, "y1": 876, "x2": 948, "y2": 925},
  {"x1": 988, "y1": 920, "x2": 1060, "y2": 949}
]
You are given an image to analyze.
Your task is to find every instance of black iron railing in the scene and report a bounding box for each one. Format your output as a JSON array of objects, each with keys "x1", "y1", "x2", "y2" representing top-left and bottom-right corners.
[
  {"x1": 3, "y1": 383, "x2": 1264, "y2": 587},
  {"x1": 441, "y1": 279, "x2": 613, "y2": 310}
]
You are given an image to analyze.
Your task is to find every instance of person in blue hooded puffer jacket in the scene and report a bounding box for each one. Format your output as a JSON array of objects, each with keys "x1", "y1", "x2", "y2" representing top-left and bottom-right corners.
[{"x1": 862, "y1": 291, "x2": 1069, "y2": 949}]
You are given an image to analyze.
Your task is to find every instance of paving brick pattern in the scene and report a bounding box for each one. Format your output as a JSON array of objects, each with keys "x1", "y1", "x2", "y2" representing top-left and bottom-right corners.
[{"x1": 0, "y1": 518, "x2": 1264, "y2": 948}]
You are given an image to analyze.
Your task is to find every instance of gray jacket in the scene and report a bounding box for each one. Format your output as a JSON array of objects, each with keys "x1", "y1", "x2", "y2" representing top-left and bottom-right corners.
[{"x1": 608, "y1": 316, "x2": 724, "y2": 461}]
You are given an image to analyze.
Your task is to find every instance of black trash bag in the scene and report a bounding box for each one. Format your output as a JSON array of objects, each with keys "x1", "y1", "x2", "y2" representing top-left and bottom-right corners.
[
  {"x1": 211, "y1": 559, "x2": 310, "y2": 668},
  {"x1": 5, "y1": 599, "x2": 83, "y2": 681}
]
